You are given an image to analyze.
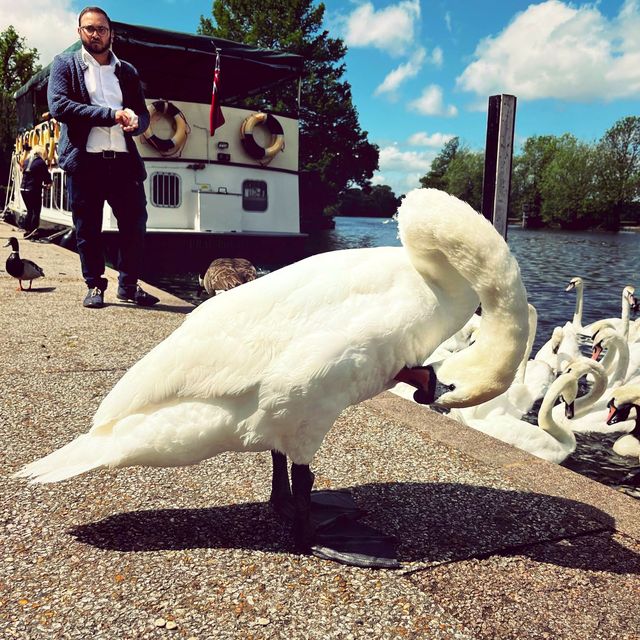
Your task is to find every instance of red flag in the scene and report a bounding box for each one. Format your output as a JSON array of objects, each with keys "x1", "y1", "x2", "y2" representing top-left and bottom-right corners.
[{"x1": 209, "y1": 51, "x2": 225, "y2": 136}]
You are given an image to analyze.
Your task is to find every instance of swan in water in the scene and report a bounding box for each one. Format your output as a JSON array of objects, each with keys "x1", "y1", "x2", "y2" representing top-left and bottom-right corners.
[
  {"x1": 534, "y1": 323, "x2": 581, "y2": 375},
  {"x1": 566, "y1": 279, "x2": 638, "y2": 342},
  {"x1": 462, "y1": 368, "x2": 580, "y2": 464},
  {"x1": 549, "y1": 356, "x2": 635, "y2": 433},
  {"x1": 591, "y1": 326, "x2": 640, "y2": 386},
  {"x1": 605, "y1": 384, "x2": 640, "y2": 460},
  {"x1": 14, "y1": 188, "x2": 529, "y2": 558}
]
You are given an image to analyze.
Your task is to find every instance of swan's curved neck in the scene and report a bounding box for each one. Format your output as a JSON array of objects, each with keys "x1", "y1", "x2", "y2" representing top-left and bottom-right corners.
[
  {"x1": 573, "y1": 367, "x2": 608, "y2": 418},
  {"x1": 601, "y1": 335, "x2": 629, "y2": 385},
  {"x1": 620, "y1": 292, "x2": 631, "y2": 339},
  {"x1": 572, "y1": 284, "x2": 584, "y2": 327},
  {"x1": 538, "y1": 380, "x2": 576, "y2": 445},
  {"x1": 516, "y1": 305, "x2": 538, "y2": 384}
]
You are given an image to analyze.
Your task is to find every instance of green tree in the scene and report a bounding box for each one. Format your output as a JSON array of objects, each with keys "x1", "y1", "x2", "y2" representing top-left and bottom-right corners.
[
  {"x1": 593, "y1": 116, "x2": 640, "y2": 231},
  {"x1": 0, "y1": 26, "x2": 40, "y2": 193},
  {"x1": 511, "y1": 135, "x2": 562, "y2": 222},
  {"x1": 445, "y1": 148, "x2": 484, "y2": 211},
  {"x1": 199, "y1": 0, "x2": 379, "y2": 214},
  {"x1": 539, "y1": 135, "x2": 597, "y2": 229},
  {"x1": 335, "y1": 184, "x2": 400, "y2": 217},
  {"x1": 419, "y1": 137, "x2": 459, "y2": 190}
]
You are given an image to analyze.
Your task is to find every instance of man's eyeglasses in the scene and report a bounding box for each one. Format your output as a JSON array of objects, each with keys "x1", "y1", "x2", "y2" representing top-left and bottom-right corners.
[{"x1": 80, "y1": 25, "x2": 110, "y2": 36}]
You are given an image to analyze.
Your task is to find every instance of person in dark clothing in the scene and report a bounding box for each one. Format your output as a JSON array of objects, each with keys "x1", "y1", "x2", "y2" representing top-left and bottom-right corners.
[
  {"x1": 47, "y1": 5, "x2": 159, "y2": 309},
  {"x1": 20, "y1": 145, "x2": 52, "y2": 239}
]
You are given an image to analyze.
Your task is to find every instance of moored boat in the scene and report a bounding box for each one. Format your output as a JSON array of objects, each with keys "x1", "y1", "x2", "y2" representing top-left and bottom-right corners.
[{"x1": 5, "y1": 22, "x2": 307, "y2": 274}]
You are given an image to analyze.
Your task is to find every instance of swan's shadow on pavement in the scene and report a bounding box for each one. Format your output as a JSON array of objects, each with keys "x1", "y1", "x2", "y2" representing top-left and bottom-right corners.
[{"x1": 70, "y1": 482, "x2": 639, "y2": 574}]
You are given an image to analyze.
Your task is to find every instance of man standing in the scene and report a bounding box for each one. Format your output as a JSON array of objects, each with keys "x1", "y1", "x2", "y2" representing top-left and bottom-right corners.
[{"x1": 47, "y1": 6, "x2": 158, "y2": 308}]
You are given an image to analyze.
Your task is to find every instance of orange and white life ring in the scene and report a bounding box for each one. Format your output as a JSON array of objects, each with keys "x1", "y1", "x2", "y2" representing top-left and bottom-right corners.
[
  {"x1": 240, "y1": 112, "x2": 285, "y2": 165},
  {"x1": 142, "y1": 100, "x2": 189, "y2": 155}
]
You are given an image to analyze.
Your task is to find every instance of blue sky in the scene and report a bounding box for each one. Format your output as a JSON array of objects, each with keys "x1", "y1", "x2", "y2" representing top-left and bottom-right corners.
[{"x1": 2, "y1": 0, "x2": 639, "y2": 196}]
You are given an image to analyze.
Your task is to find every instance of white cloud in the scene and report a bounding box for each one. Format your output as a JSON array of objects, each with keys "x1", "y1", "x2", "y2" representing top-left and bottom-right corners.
[
  {"x1": 340, "y1": 0, "x2": 421, "y2": 55},
  {"x1": 375, "y1": 45, "x2": 444, "y2": 98},
  {"x1": 430, "y1": 46, "x2": 443, "y2": 67},
  {"x1": 370, "y1": 143, "x2": 438, "y2": 195},
  {"x1": 408, "y1": 131, "x2": 455, "y2": 147},
  {"x1": 0, "y1": 0, "x2": 78, "y2": 67},
  {"x1": 444, "y1": 11, "x2": 452, "y2": 33},
  {"x1": 379, "y1": 144, "x2": 436, "y2": 173},
  {"x1": 374, "y1": 47, "x2": 426, "y2": 96},
  {"x1": 408, "y1": 84, "x2": 458, "y2": 117},
  {"x1": 456, "y1": 0, "x2": 640, "y2": 101}
]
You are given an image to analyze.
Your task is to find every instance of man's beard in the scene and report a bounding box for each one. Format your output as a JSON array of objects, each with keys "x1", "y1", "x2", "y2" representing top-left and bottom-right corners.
[{"x1": 83, "y1": 38, "x2": 110, "y2": 55}]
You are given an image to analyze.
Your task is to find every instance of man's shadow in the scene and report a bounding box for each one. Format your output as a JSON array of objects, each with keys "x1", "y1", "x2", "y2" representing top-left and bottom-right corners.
[{"x1": 69, "y1": 482, "x2": 640, "y2": 574}]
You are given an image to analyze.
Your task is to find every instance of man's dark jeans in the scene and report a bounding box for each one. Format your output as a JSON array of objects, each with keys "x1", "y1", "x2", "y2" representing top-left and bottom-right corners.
[{"x1": 67, "y1": 154, "x2": 148, "y2": 291}]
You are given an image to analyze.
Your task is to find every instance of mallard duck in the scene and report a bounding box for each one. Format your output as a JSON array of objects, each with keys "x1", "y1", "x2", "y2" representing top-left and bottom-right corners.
[
  {"x1": 14, "y1": 188, "x2": 529, "y2": 562},
  {"x1": 198, "y1": 257, "x2": 257, "y2": 296},
  {"x1": 4, "y1": 237, "x2": 45, "y2": 290}
]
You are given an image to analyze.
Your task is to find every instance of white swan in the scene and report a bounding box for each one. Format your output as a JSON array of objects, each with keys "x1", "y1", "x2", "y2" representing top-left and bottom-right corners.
[
  {"x1": 565, "y1": 276, "x2": 587, "y2": 335},
  {"x1": 14, "y1": 188, "x2": 529, "y2": 553},
  {"x1": 462, "y1": 368, "x2": 580, "y2": 464},
  {"x1": 566, "y1": 279, "x2": 638, "y2": 343},
  {"x1": 534, "y1": 323, "x2": 581, "y2": 375},
  {"x1": 605, "y1": 383, "x2": 640, "y2": 460},
  {"x1": 591, "y1": 326, "x2": 640, "y2": 386},
  {"x1": 549, "y1": 356, "x2": 634, "y2": 433},
  {"x1": 587, "y1": 285, "x2": 637, "y2": 340}
]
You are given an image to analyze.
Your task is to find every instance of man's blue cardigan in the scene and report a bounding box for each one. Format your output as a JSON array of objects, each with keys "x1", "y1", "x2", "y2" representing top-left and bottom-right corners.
[{"x1": 47, "y1": 50, "x2": 150, "y2": 181}]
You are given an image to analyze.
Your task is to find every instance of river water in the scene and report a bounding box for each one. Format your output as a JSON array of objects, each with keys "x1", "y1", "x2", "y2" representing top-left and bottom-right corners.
[{"x1": 149, "y1": 217, "x2": 640, "y2": 498}]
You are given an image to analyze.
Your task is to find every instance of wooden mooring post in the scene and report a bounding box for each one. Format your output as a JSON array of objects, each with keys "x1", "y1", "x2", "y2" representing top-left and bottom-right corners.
[{"x1": 481, "y1": 94, "x2": 517, "y2": 239}]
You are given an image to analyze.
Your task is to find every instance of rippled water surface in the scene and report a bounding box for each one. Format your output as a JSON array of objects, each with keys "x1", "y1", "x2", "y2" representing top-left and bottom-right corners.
[{"x1": 149, "y1": 217, "x2": 640, "y2": 497}]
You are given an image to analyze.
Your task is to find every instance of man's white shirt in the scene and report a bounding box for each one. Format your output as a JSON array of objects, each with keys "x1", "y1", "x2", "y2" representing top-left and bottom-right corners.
[{"x1": 81, "y1": 47, "x2": 128, "y2": 153}]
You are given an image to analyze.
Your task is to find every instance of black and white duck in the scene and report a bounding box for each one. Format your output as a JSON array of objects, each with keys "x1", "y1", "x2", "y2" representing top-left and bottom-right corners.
[{"x1": 4, "y1": 237, "x2": 45, "y2": 290}]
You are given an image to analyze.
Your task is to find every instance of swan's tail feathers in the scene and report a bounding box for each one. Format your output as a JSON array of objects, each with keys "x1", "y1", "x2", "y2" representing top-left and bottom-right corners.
[
  {"x1": 12, "y1": 434, "x2": 110, "y2": 483},
  {"x1": 398, "y1": 188, "x2": 530, "y2": 408}
]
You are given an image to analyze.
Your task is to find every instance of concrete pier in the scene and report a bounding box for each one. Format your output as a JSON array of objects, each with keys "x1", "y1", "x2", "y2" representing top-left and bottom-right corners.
[{"x1": 1, "y1": 220, "x2": 639, "y2": 639}]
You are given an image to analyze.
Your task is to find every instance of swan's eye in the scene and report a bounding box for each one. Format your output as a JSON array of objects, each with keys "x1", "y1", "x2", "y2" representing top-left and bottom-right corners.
[{"x1": 447, "y1": 384, "x2": 456, "y2": 391}]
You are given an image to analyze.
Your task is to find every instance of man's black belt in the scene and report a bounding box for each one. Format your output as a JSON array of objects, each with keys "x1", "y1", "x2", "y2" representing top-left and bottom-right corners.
[{"x1": 87, "y1": 150, "x2": 130, "y2": 159}]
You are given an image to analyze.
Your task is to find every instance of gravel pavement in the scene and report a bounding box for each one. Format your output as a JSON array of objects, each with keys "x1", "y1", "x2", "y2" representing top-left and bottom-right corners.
[{"x1": 2, "y1": 221, "x2": 639, "y2": 639}]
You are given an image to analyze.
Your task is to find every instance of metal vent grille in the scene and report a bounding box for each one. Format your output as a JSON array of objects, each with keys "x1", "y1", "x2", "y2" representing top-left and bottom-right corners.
[{"x1": 151, "y1": 172, "x2": 181, "y2": 208}]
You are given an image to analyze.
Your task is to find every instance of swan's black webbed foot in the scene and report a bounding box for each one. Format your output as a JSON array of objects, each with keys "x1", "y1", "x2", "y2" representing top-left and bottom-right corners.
[{"x1": 269, "y1": 452, "x2": 400, "y2": 568}]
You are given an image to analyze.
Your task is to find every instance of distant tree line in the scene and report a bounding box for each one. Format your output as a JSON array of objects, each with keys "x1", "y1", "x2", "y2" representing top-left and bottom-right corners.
[
  {"x1": 419, "y1": 116, "x2": 640, "y2": 231},
  {"x1": 333, "y1": 184, "x2": 401, "y2": 218}
]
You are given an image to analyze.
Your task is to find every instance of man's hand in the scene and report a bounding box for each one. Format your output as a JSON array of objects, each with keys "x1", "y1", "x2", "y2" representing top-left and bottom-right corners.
[{"x1": 115, "y1": 108, "x2": 139, "y2": 133}]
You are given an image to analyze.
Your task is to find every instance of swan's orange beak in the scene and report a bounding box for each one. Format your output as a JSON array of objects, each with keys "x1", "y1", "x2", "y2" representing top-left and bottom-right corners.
[{"x1": 591, "y1": 343, "x2": 603, "y2": 360}]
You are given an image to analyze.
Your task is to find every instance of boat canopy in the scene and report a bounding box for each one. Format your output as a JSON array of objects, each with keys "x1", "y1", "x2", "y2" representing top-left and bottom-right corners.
[{"x1": 15, "y1": 21, "x2": 305, "y2": 130}]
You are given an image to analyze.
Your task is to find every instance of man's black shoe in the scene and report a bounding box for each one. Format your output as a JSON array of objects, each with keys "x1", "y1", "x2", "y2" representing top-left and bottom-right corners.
[
  {"x1": 117, "y1": 285, "x2": 159, "y2": 307},
  {"x1": 83, "y1": 287, "x2": 104, "y2": 308}
]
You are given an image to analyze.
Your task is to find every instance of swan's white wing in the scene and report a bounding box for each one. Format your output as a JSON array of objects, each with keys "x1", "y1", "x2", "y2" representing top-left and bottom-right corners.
[{"x1": 92, "y1": 247, "x2": 463, "y2": 434}]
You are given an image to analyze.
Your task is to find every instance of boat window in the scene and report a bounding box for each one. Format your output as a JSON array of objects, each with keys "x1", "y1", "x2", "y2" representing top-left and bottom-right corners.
[
  {"x1": 151, "y1": 172, "x2": 182, "y2": 208},
  {"x1": 242, "y1": 180, "x2": 268, "y2": 212}
]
